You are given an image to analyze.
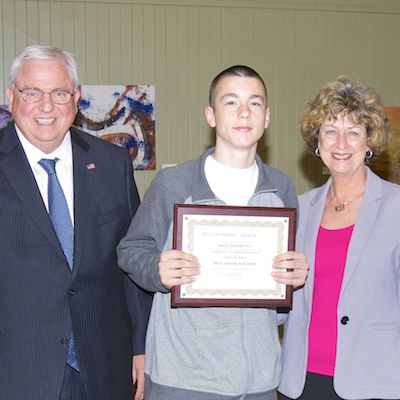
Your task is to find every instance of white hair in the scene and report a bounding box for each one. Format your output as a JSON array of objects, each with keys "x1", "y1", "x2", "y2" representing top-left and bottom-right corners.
[{"x1": 10, "y1": 44, "x2": 79, "y2": 86}]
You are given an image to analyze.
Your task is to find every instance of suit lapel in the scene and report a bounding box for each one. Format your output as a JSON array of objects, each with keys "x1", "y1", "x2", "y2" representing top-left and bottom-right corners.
[
  {"x1": 340, "y1": 168, "x2": 381, "y2": 292},
  {"x1": 302, "y1": 170, "x2": 381, "y2": 298},
  {"x1": 71, "y1": 129, "x2": 95, "y2": 276},
  {"x1": 0, "y1": 124, "x2": 65, "y2": 260}
]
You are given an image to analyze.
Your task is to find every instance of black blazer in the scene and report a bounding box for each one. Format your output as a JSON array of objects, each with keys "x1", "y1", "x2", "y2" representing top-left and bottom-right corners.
[{"x1": 0, "y1": 123, "x2": 152, "y2": 400}]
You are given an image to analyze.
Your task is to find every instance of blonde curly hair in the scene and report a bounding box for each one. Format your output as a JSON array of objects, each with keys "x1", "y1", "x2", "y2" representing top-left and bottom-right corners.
[{"x1": 301, "y1": 75, "x2": 391, "y2": 163}]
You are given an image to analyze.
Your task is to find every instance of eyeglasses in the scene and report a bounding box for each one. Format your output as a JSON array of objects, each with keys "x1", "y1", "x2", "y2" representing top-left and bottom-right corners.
[{"x1": 13, "y1": 84, "x2": 76, "y2": 105}]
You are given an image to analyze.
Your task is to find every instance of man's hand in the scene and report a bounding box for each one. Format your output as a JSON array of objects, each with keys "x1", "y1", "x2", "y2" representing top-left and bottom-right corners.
[
  {"x1": 159, "y1": 250, "x2": 200, "y2": 289},
  {"x1": 271, "y1": 251, "x2": 309, "y2": 288},
  {"x1": 132, "y1": 355, "x2": 145, "y2": 400}
]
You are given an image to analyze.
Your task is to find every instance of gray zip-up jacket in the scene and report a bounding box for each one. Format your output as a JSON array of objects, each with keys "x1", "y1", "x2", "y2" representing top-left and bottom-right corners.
[{"x1": 118, "y1": 147, "x2": 298, "y2": 399}]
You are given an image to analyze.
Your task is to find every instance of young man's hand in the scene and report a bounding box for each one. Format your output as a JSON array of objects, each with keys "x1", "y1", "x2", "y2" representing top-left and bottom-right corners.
[
  {"x1": 272, "y1": 251, "x2": 309, "y2": 288},
  {"x1": 159, "y1": 250, "x2": 200, "y2": 289}
]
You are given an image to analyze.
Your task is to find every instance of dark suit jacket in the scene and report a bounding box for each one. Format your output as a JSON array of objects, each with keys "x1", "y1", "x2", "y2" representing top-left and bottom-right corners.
[{"x1": 0, "y1": 123, "x2": 153, "y2": 400}]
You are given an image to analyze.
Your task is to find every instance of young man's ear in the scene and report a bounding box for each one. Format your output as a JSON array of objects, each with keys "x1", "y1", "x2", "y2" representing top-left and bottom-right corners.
[
  {"x1": 264, "y1": 107, "x2": 271, "y2": 129},
  {"x1": 204, "y1": 106, "x2": 216, "y2": 128}
]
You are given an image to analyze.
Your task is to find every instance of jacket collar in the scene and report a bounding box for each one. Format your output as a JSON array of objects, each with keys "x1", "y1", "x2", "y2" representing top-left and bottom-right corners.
[
  {"x1": 341, "y1": 167, "x2": 382, "y2": 291},
  {"x1": 191, "y1": 147, "x2": 278, "y2": 203}
]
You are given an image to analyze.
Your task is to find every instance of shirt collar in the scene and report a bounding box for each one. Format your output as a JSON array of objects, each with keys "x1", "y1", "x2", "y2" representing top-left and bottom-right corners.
[{"x1": 15, "y1": 124, "x2": 73, "y2": 168}]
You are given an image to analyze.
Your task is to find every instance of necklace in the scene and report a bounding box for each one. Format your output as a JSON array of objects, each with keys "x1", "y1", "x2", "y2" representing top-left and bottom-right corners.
[{"x1": 330, "y1": 188, "x2": 351, "y2": 212}]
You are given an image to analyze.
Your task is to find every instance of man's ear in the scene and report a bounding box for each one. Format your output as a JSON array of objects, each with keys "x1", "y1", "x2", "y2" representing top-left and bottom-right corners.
[
  {"x1": 73, "y1": 85, "x2": 81, "y2": 110},
  {"x1": 204, "y1": 106, "x2": 216, "y2": 128},
  {"x1": 6, "y1": 85, "x2": 14, "y2": 113}
]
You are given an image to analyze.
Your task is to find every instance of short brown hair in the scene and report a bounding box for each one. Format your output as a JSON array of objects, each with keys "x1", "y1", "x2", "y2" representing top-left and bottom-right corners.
[
  {"x1": 301, "y1": 75, "x2": 390, "y2": 163},
  {"x1": 209, "y1": 65, "x2": 268, "y2": 107}
]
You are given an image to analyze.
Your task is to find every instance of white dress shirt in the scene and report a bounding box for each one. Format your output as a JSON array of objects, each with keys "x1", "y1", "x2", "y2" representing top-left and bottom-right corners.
[{"x1": 16, "y1": 125, "x2": 75, "y2": 224}]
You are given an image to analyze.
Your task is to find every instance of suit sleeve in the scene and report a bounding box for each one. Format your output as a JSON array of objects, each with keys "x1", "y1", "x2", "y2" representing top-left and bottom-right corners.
[{"x1": 122, "y1": 155, "x2": 153, "y2": 355}]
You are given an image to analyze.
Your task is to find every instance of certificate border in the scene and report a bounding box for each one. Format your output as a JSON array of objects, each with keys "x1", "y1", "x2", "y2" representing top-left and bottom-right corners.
[{"x1": 171, "y1": 204, "x2": 296, "y2": 308}]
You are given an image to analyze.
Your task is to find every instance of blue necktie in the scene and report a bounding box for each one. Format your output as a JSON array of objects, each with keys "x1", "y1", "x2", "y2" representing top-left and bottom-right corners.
[{"x1": 39, "y1": 158, "x2": 79, "y2": 372}]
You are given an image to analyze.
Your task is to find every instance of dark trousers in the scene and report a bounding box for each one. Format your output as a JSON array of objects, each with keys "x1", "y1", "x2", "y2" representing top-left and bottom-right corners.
[
  {"x1": 59, "y1": 365, "x2": 86, "y2": 400},
  {"x1": 278, "y1": 372, "x2": 385, "y2": 400}
]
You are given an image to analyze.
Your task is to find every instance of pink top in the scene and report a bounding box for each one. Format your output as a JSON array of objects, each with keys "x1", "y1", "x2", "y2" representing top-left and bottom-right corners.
[{"x1": 307, "y1": 224, "x2": 354, "y2": 376}]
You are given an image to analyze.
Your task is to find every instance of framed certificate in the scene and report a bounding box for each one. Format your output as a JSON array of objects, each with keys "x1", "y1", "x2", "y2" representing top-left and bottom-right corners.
[{"x1": 171, "y1": 204, "x2": 296, "y2": 308}]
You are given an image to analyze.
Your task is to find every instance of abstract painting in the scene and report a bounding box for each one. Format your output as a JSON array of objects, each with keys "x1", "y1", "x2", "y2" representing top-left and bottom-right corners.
[
  {"x1": 74, "y1": 85, "x2": 155, "y2": 170},
  {"x1": 371, "y1": 107, "x2": 400, "y2": 183},
  {"x1": 0, "y1": 105, "x2": 12, "y2": 129}
]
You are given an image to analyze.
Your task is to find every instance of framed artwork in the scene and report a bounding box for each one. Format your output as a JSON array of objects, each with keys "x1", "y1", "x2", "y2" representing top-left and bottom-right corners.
[
  {"x1": 74, "y1": 85, "x2": 155, "y2": 170},
  {"x1": 0, "y1": 105, "x2": 12, "y2": 129},
  {"x1": 371, "y1": 107, "x2": 400, "y2": 183}
]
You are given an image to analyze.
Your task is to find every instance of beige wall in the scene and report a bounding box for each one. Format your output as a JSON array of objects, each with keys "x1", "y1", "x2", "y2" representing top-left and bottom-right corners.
[{"x1": 1, "y1": 0, "x2": 400, "y2": 196}]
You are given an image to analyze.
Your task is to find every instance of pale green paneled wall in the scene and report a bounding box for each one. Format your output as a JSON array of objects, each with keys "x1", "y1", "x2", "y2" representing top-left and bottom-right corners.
[{"x1": 1, "y1": 0, "x2": 400, "y2": 196}]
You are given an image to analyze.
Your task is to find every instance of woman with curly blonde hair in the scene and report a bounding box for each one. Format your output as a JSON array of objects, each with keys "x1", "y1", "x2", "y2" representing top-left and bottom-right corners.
[{"x1": 278, "y1": 76, "x2": 400, "y2": 400}]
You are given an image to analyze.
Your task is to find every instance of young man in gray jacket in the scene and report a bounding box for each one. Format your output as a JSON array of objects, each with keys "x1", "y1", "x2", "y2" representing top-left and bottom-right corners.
[{"x1": 118, "y1": 65, "x2": 308, "y2": 400}]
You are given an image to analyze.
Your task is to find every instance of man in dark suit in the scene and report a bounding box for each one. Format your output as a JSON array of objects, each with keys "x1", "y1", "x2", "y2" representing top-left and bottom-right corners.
[{"x1": 0, "y1": 45, "x2": 152, "y2": 400}]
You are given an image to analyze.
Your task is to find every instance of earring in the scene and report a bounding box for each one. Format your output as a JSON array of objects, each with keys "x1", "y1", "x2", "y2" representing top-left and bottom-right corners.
[
  {"x1": 314, "y1": 148, "x2": 320, "y2": 158},
  {"x1": 365, "y1": 149, "x2": 373, "y2": 159}
]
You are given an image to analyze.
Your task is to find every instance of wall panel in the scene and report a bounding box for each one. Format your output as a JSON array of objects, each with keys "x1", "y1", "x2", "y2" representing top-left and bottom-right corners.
[
  {"x1": 37, "y1": 2, "x2": 50, "y2": 43},
  {"x1": 1, "y1": 0, "x2": 399, "y2": 196},
  {"x1": 85, "y1": 3, "x2": 98, "y2": 83},
  {"x1": 73, "y1": 3, "x2": 86, "y2": 81}
]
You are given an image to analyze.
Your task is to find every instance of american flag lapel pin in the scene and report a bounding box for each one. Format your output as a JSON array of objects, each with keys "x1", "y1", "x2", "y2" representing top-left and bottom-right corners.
[{"x1": 86, "y1": 163, "x2": 96, "y2": 170}]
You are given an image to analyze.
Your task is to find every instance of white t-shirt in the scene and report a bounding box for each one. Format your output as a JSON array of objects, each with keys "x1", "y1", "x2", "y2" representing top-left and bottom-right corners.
[{"x1": 204, "y1": 154, "x2": 259, "y2": 206}]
